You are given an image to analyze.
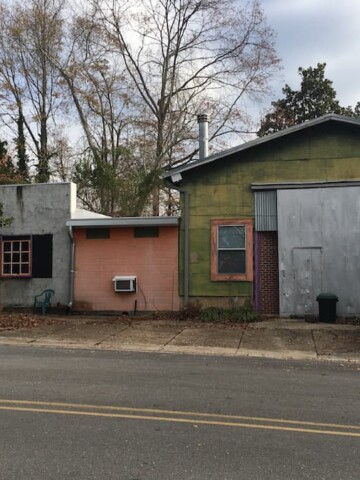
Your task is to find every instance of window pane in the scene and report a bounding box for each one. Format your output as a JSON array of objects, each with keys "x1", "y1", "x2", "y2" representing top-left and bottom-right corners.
[
  {"x1": 219, "y1": 226, "x2": 245, "y2": 249},
  {"x1": 218, "y1": 250, "x2": 246, "y2": 274},
  {"x1": 3, "y1": 242, "x2": 11, "y2": 252},
  {"x1": 13, "y1": 253, "x2": 20, "y2": 263},
  {"x1": 13, "y1": 242, "x2": 20, "y2": 251},
  {"x1": 22, "y1": 242, "x2": 30, "y2": 252},
  {"x1": 3, "y1": 265, "x2": 10, "y2": 274},
  {"x1": 21, "y1": 264, "x2": 29, "y2": 274},
  {"x1": 21, "y1": 253, "x2": 29, "y2": 263},
  {"x1": 12, "y1": 264, "x2": 20, "y2": 274},
  {"x1": 4, "y1": 253, "x2": 11, "y2": 263}
]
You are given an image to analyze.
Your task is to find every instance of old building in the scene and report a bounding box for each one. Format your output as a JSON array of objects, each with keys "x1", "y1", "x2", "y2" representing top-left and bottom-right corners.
[
  {"x1": 0, "y1": 183, "x2": 106, "y2": 310},
  {"x1": 164, "y1": 114, "x2": 360, "y2": 316},
  {"x1": 0, "y1": 182, "x2": 180, "y2": 313},
  {"x1": 67, "y1": 217, "x2": 180, "y2": 313}
]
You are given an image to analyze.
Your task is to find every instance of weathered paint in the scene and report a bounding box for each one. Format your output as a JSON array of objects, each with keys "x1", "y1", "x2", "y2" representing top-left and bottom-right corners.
[
  {"x1": 73, "y1": 226, "x2": 180, "y2": 312},
  {"x1": 179, "y1": 123, "x2": 360, "y2": 303},
  {"x1": 0, "y1": 183, "x2": 77, "y2": 306},
  {"x1": 278, "y1": 186, "x2": 360, "y2": 316}
]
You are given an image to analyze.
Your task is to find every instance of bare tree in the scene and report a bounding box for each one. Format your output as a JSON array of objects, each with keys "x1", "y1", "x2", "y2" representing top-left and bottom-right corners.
[
  {"x1": 89, "y1": 0, "x2": 279, "y2": 214},
  {"x1": 0, "y1": 0, "x2": 66, "y2": 182},
  {"x1": 0, "y1": 0, "x2": 279, "y2": 215},
  {"x1": 45, "y1": 10, "x2": 158, "y2": 215},
  {"x1": 0, "y1": 2, "x2": 30, "y2": 177}
]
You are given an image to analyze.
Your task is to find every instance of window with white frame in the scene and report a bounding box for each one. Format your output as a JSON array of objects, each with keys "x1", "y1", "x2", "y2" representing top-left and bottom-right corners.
[
  {"x1": 1, "y1": 237, "x2": 31, "y2": 277},
  {"x1": 218, "y1": 225, "x2": 246, "y2": 274},
  {"x1": 211, "y1": 219, "x2": 253, "y2": 281}
]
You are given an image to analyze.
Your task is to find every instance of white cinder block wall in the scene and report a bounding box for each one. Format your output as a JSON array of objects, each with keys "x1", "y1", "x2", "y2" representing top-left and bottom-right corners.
[{"x1": 0, "y1": 183, "x2": 76, "y2": 307}]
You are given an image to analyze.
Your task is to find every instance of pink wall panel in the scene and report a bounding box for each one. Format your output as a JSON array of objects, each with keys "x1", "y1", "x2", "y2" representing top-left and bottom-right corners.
[{"x1": 73, "y1": 226, "x2": 180, "y2": 312}]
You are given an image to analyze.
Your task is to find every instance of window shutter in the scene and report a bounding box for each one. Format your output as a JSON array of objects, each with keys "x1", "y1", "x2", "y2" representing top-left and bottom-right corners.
[{"x1": 32, "y1": 234, "x2": 53, "y2": 278}]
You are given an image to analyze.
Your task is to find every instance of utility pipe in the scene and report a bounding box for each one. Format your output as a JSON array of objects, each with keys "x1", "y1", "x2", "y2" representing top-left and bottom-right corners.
[
  {"x1": 165, "y1": 181, "x2": 189, "y2": 306},
  {"x1": 67, "y1": 225, "x2": 75, "y2": 312},
  {"x1": 197, "y1": 113, "x2": 209, "y2": 159}
]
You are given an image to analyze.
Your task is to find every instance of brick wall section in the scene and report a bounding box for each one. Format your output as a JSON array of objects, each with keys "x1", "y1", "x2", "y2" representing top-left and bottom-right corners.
[{"x1": 259, "y1": 232, "x2": 279, "y2": 314}]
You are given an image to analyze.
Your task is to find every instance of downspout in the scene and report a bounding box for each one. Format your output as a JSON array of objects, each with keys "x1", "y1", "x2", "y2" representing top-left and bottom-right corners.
[
  {"x1": 67, "y1": 225, "x2": 75, "y2": 312},
  {"x1": 165, "y1": 180, "x2": 189, "y2": 306},
  {"x1": 164, "y1": 113, "x2": 208, "y2": 306}
]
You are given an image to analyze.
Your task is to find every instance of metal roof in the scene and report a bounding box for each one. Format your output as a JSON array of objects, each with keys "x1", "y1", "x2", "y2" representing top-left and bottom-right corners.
[
  {"x1": 66, "y1": 216, "x2": 180, "y2": 228},
  {"x1": 164, "y1": 114, "x2": 360, "y2": 180},
  {"x1": 72, "y1": 208, "x2": 110, "y2": 219}
]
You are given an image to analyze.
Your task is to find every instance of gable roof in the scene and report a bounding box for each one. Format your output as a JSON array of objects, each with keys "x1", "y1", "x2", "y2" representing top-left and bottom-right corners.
[{"x1": 164, "y1": 114, "x2": 360, "y2": 181}]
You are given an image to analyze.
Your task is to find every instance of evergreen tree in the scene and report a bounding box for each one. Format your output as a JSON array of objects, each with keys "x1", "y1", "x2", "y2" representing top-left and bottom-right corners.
[
  {"x1": 0, "y1": 139, "x2": 27, "y2": 185},
  {"x1": 258, "y1": 63, "x2": 360, "y2": 136}
]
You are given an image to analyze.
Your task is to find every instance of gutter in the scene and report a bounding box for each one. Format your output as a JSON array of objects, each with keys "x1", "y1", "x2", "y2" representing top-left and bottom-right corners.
[
  {"x1": 165, "y1": 180, "x2": 189, "y2": 306},
  {"x1": 251, "y1": 179, "x2": 360, "y2": 190},
  {"x1": 66, "y1": 216, "x2": 180, "y2": 228},
  {"x1": 67, "y1": 225, "x2": 75, "y2": 312}
]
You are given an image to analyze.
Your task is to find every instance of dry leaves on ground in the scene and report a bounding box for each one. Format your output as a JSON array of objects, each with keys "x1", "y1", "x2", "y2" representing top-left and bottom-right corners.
[{"x1": 0, "y1": 313, "x2": 66, "y2": 330}]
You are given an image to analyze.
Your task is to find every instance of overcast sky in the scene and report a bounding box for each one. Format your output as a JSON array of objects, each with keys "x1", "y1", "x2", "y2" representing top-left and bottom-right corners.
[{"x1": 260, "y1": 0, "x2": 360, "y2": 110}]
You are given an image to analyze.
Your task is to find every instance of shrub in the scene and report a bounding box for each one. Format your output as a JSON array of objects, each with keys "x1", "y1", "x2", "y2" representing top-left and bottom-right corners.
[
  {"x1": 199, "y1": 300, "x2": 259, "y2": 324},
  {"x1": 181, "y1": 301, "x2": 203, "y2": 320}
]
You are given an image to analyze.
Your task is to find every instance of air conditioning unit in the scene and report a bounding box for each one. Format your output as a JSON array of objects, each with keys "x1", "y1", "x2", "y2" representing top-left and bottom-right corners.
[{"x1": 112, "y1": 276, "x2": 137, "y2": 293}]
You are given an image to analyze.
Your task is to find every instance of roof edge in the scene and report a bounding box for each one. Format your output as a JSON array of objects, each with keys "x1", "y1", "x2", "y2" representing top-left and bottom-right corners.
[
  {"x1": 66, "y1": 216, "x2": 180, "y2": 228},
  {"x1": 251, "y1": 179, "x2": 360, "y2": 191},
  {"x1": 164, "y1": 114, "x2": 360, "y2": 180}
]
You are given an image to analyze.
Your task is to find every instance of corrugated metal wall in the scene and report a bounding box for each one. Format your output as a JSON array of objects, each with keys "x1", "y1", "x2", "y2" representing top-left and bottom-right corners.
[
  {"x1": 255, "y1": 191, "x2": 277, "y2": 231},
  {"x1": 278, "y1": 186, "x2": 360, "y2": 316}
]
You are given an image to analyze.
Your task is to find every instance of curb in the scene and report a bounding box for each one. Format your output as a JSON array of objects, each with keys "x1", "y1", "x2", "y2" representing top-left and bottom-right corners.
[{"x1": 0, "y1": 338, "x2": 359, "y2": 364}]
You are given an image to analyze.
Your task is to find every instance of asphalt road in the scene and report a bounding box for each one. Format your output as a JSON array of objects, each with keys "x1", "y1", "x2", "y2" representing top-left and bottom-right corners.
[{"x1": 0, "y1": 345, "x2": 359, "y2": 479}]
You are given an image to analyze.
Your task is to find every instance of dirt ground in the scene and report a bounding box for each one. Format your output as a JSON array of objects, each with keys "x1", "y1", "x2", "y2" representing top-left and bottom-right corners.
[
  {"x1": 0, "y1": 312, "x2": 67, "y2": 330},
  {"x1": 0, "y1": 310, "x2": 359, "y2": 331}
]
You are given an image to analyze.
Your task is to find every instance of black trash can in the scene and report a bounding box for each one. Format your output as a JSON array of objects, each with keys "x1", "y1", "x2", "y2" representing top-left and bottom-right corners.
[{"x1": 316, "y1": 293, "x2": 338, "y2": 323}]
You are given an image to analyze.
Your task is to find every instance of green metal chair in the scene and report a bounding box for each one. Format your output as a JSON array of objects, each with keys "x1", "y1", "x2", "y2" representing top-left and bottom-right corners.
[{"x1": 34, "y1": 289, "x2": 55, "y2": 315}]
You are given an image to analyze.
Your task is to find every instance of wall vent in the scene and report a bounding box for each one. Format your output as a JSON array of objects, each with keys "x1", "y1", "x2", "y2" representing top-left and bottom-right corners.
[
  {"x1": 254, "y1": 190, "x2": 278, "y2": 231},
  {"x1": 112, "y1": 276, "x2": 137, "y2": 293}
]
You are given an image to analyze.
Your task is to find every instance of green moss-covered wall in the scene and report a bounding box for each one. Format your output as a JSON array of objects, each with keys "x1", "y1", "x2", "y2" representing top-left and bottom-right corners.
[{"x1": 179, "y1": 122, "x2": 360, "y2": 299}]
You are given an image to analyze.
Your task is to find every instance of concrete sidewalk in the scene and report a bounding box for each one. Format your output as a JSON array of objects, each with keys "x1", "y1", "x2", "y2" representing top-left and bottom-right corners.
[{"x1": 0, "y1": 316, "x2": 359, "y2": 363}]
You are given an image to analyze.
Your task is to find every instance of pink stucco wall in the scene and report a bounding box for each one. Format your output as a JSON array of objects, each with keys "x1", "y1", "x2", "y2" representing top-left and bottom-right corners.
[{"x1": 73, "y1": 226, "x2": 180, "y2": 312}]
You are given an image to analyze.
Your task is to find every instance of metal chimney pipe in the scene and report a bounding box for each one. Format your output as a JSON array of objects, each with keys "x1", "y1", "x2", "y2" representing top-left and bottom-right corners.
[{"x1": 197, "y1": 113, "x2": 209, "y2": 159}]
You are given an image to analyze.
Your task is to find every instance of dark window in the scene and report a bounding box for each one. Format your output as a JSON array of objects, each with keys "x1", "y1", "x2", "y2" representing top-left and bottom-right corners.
[
  {"x1": 134, "y1": 226, "x2": 159, "y2": 238},
  {"x1": 86, "y1": 228, "x2": 110, "y2": 239},
  {"x1": 32, "y1": 234, "x2": 53, "y2": 278},
  {"x1": 1, "y1": 234, "x2": 53, "y2": 278},
  {"x1": 217, "y1": 225, "x2": 246, "y2": 274}
]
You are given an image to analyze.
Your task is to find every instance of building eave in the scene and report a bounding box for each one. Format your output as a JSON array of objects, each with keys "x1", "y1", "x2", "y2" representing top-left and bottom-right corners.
[
  {"x1": 251, "y1": 179, "x2": 360, "y2": 191},
  {"x1": 66, "y1": 216, "x2": 180, "y2": 228},
  {"x1": 164, "y1": 114, "x2": 360, "y2": 181}
]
